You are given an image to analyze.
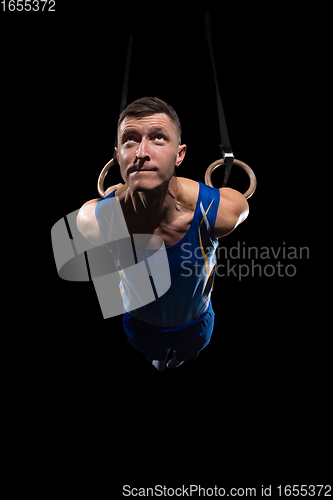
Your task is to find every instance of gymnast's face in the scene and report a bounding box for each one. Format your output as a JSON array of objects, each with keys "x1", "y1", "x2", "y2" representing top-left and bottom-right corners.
[{"x1": 116, "y1": 113, "x2": 186, "y2": 192}]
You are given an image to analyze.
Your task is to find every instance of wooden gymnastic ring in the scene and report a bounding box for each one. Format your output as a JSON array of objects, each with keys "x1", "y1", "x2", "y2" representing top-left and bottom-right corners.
[
  {"x1": 204, "y1": 158, "x2": 257, "y2": 200},
  {"x1": 97, "y1": 158, "x2": 117, "y2": 198}
]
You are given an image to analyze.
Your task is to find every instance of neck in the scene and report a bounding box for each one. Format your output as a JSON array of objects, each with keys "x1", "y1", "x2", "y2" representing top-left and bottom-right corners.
[{"x1": 124, "y1": 175, "x2": 181, "y2": 224}]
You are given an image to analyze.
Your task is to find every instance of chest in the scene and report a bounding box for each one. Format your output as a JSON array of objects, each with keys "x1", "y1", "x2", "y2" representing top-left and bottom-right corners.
[{"x1": 125, "y1": 211, "x2": 194, "y2": 247}]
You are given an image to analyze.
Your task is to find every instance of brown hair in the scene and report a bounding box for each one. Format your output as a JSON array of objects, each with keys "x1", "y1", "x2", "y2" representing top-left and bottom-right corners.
[{"x1": 117, "y1": 97, "x2": 182, "y2": 141}]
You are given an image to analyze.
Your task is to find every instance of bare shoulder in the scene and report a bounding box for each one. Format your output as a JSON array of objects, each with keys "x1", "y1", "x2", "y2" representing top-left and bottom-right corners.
[
  {"x1": 219, "y1": 187, "x2": 249, "y2": 211},
  {"x1": 77, "y1": 199, "x2": 105, "y2": 246},
  {"x1": 215, "y1": 188, "x2": 249, "y2": 238},
  {"x1": 177, "y1": 177, "x2": 200, "y2": 209}
]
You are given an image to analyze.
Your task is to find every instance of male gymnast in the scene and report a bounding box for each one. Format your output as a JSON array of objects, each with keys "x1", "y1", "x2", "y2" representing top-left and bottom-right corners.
[{"x1": 77, "y1": 97, "x2": 249, "y2": 371}]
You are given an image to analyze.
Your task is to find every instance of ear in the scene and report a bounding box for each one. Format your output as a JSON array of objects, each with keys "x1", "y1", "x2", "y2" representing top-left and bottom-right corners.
[
  {"x1": 175, "y1": 144, "x2": 187, "y2": 167},
  {"x1": 115, "y1": 147, "x2": 120, "y2": 163}
]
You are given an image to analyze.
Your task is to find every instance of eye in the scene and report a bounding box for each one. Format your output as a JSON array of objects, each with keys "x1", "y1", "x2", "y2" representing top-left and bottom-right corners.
[
  {"x1": 125, "y1": 135, "x2": 137, "y2": 143},
  {"x1": 153, "y1": 134, "x2": 166, "y2": 142}
]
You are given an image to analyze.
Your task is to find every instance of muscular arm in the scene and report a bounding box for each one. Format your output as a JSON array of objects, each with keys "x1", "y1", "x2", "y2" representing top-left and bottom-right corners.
[
  {"x1": 76, "y1": 183, "x2": 124, "y2": 245},
  {"x1": 214, "y1": 188, "x2": 249, "y2": 238}
]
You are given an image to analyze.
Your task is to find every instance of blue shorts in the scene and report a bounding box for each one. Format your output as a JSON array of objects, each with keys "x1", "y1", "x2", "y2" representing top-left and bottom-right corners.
[{"x1": 122, "y1": 302, "x2": 215, "y2": 362}]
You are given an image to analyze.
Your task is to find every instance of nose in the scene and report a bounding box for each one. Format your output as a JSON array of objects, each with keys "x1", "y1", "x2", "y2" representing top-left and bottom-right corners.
[{"x1": 136, "y1": 138, "x2": 150, "y2": 161}]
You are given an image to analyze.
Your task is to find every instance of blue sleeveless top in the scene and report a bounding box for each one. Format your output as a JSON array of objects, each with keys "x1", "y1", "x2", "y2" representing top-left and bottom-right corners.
[{"x1": 95, "y1": 182, "x2": 220, "y2": 327}]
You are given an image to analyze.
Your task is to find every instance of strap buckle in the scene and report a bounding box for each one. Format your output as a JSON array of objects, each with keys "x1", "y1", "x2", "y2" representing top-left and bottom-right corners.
[
  {"x1": 220, "y1": 145, "x2": 234, "y2": 163},
  {"x1": 220, "y1": 145, "x2": 234, "y2": 187}
]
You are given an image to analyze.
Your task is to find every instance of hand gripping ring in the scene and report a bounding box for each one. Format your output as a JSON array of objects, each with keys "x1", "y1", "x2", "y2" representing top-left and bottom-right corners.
[
  {"x1": 97, "y1": 158, "x2": 117, "y2": 198},
  {"x1": 204, "y1": 158, "x2": 257, "y2": 200}
]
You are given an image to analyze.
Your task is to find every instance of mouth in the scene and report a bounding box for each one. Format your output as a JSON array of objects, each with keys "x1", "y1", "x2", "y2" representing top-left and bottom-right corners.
[{"x1": 128, "y1": 167, "x2": 157, "y2": 176}]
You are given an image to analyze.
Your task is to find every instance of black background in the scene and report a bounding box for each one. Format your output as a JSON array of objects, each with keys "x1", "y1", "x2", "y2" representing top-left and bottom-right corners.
[{"x1": 2, "y1": 1, "x2": 327, "y2": 493}]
